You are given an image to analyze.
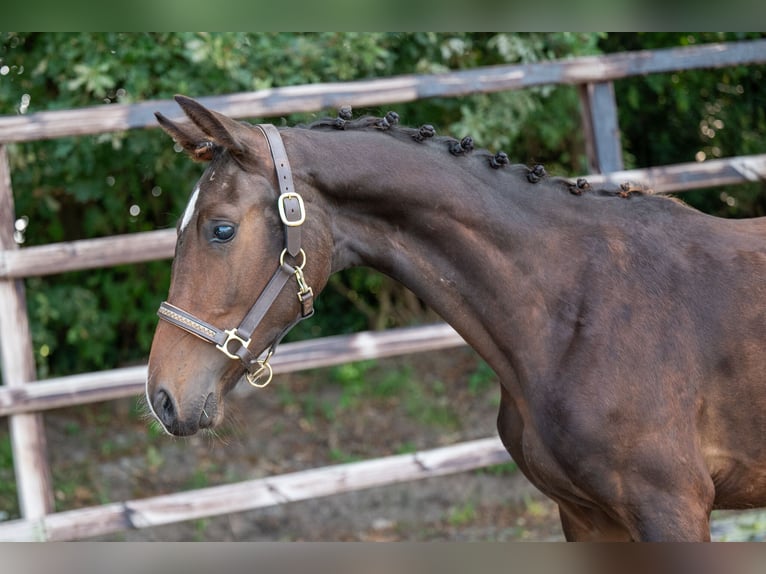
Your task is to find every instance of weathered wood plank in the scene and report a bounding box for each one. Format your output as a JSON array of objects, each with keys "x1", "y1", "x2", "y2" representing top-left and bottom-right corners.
[
  {"x1": 0, "y1": 437, "x2": 511, "y2": 541},
  {"x1": 0, "y1": 366, "x2": 148, "y2": 416},
  {"x1": 582, "y1": 154, "x2": 766, "y2": 193},
  {"x1": 1, "y1": 40, "x2": 764, "y2": 144},
  {"x1": 0, "y1": 323, "x2": 466, "y2": 416},
  {"x1": 0, "y1": 229, "x2": 176, "y2": 279},
  {"x1": 0, "y1": 145, "x2": 54, "y2": 519}
]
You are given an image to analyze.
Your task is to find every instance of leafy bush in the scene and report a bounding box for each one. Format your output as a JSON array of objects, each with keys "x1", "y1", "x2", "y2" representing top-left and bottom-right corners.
[{"x1": 601, "y1": 32, "x2": 766, "y2": 216}]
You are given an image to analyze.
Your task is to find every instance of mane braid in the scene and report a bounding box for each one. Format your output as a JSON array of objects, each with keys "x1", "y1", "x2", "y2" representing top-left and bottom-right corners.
[{"x1": 299, "y1": 113, "x2": 661, "y2": 203}]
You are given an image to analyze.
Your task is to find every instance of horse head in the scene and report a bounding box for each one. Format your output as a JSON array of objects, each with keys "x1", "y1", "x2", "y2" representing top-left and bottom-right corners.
[{"x1": 146, "y1": 96, "x2": 332, "y2": 436}]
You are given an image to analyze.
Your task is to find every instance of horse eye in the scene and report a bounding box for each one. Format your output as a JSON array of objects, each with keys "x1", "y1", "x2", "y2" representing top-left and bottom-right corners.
[{"x1": 212, "y1": 224, "x2": 236, "y2": 242}]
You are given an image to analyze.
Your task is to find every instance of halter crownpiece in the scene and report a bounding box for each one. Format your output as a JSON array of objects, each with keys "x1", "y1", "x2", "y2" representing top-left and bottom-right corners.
[{"x1": 157, "y1": 124, "x2": 314, "y2": 388}]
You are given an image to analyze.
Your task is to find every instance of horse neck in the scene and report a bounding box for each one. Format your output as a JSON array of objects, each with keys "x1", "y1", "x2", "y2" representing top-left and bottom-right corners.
[{"x1": 292, "y1": 128, "x2": 584, "y2": 380}]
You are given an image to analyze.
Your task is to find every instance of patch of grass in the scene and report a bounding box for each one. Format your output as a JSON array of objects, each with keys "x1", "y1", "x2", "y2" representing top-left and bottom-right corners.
[
  {"x1": 99, "y1": 438, "x2": 117, "y2": 457},
  {"x1": 711, "y1": 510, "x2": 766, "y2": 541},
  {"x1": 394, "y1": 441, "x2": 417, "y2": 455},
  {"x1": 468, "y1": 359, "x2": 496, "y2": 394},
  {"x1": 404, "y1": 382, "x2": 459, "y2": 429},
  {"x1": 309, "y1": 358, "x2": 465, "y2": 431},
  {"x1": 52, "y1": 464, "x2": 97, "y2": 511},
  {"x1": 64, "y1": 420, "x2": 82, "y2": 437},
  {"x1": 330, "y1": 360, "x2": 377, "y2": 410},
  {"x1": 447, "y1": 501, "x2": 477, "y2": 527},
  {"x1": 329, "y1": 448, "x2": 363, "y2": 464},
  {"x1": 185, "y1": 467, "x2": 213, "y2": 490},
  {"x1": 192, "y1": 518, "x2": 210, "y2": 541},
  {"x1": 276, "y1": 384, "x2": 299, "y2": 410},
  {"x1": 524, "y1": 495, "x2": 550, "y2": 518},
  {"x1": 371, "y1": 365, "x2": 412, "y2": 398},
  {"x1": 145, "y1": 444, "x2": 164, "y2": 472},
  {"x1": 477, "y1": 460, "x2": 518, "y2": 476}
]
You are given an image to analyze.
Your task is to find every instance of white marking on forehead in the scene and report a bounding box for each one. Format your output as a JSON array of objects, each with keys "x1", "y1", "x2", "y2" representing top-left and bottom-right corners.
[{"x1": 180, "y1": 185, "x2": 200, "y2": 232}]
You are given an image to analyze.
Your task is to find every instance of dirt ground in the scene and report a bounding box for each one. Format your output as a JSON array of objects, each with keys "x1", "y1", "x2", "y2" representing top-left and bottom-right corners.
[{"x1": 3, "y1": 345, "x2": 764, "y2": 541}]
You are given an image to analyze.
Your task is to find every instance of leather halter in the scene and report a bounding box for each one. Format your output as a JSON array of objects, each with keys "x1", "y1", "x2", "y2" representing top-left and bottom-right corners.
[{"x1": 156, "y1": 124, "x2": 314, "y2": 388}]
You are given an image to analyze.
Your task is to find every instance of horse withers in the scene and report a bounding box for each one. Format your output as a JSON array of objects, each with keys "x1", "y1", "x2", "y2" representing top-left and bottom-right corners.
[{"x1": 146, "y1": 95, "x2": 766, "y2": 541}]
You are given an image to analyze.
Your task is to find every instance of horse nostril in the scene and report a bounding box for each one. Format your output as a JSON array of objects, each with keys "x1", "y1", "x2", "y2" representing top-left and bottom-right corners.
[{"x1": 153, "y1": 388, "x2": 177, "y2": 428}]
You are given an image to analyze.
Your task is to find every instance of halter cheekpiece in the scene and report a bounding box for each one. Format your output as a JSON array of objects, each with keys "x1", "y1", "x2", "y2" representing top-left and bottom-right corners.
[{"x1": 157, "y1": 124, "x2": 314, "y2": 388}]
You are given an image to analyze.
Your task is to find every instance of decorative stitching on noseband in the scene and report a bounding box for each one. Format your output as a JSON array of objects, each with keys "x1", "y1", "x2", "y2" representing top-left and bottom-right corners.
[{"x1": 157, "y1": 305, "x2": 217, "y2": 339}]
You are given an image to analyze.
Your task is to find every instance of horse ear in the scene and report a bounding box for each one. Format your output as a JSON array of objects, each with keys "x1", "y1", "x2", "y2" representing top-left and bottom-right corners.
[
  {"x1": 155, "y1": 110, "x2": 217, "y2": 162},
  {"x1": 154, "y1": 95, "x2": 246, "y2": 162},
  {"x1": 173, "y1": 95, "x2": 245, "y2": 155}
]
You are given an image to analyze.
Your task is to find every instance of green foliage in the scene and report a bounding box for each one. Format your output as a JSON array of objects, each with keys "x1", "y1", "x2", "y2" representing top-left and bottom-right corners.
[
  {"x1": 601, "y1": 32, "x2": 766, "y2": 217},
  {"x1": 477, "y1": 460, "x2": 519, "y2": 477},
  {"x1": 1, "y1": 33, "x2": 763, "y2": 379},
  {"x1": 468, "y1": 359, "x2": 496, "y2": 395},
  {"x1": 447, "y1": 501, "x2": 477, "y2": 526},
  {"x1": 329, "y1": 360, "x2": 378, "y2": 410}
]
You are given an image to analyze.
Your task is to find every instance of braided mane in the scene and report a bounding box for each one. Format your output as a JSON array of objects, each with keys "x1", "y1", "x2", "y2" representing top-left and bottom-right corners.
[{"x1": 300, "y1": 108, "x2": 656, "y2": 200}]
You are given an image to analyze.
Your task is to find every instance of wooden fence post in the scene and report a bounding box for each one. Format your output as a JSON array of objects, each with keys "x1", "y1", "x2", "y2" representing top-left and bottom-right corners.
[
  {"x1": 0, "y1": 144, "x2": 54, "y2": 531},
  {"x1": 578, "y1": 81, "x2": 624, "y2": 174}
]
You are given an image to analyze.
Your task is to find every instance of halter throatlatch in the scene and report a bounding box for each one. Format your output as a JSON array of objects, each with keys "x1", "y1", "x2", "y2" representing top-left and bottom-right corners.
[{"x1": 157, "y1": 124, "x2": 314, "y2": 388}]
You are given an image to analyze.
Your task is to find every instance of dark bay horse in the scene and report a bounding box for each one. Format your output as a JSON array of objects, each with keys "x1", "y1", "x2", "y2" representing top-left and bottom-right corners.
[{"x1": 146, "y1": 95, "x2": 766, "y2": 541}]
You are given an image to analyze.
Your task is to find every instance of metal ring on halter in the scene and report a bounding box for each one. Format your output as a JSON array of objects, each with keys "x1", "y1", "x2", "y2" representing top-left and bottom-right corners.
[
  {"x1": 280, "y1": 248, "x2": 306, "y2": 270},
  {"x1": 247, "y1": 359, "x2": 273, "y2": 388}
]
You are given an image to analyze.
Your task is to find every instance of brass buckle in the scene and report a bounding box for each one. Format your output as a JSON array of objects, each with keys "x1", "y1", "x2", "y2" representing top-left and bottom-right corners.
[
  {"x1": 278, "y1": 192, "x2": 306, "y2": 227},
  {"x1": 216, "y1": 328, "x2": 251, "y2": 360}
]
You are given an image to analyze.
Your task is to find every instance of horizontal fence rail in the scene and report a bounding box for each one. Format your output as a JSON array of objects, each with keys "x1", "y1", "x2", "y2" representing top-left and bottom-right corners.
[
  {"x1": 0, "y1": 323, "x2": 467, "y2": 417},
  {"x1": 584, "y1": 153, "x2": 766, "y2": 192},
  {"x1": 0, "y1": 40, "x2": 764, "y2": 144},
  {"x1": 0, "y1": 437, "x2": 511, "y2": 541},
  {"x1": 0, "y1": 230, "x2": 177, "y2": 280}
]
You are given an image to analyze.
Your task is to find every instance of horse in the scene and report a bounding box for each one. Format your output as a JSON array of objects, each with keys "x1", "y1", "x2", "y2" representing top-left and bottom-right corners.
[{"x1": 146, "y1": 95, "x2": 766, "y2": 541}]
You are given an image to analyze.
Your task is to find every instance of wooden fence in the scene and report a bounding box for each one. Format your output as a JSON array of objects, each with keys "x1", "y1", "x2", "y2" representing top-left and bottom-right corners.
[{"x1": 1, "y1": 39, "x2": 765, "y2": 541}]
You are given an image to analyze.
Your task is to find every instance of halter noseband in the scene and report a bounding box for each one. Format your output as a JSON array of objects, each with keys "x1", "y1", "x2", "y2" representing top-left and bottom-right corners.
[{"x1": 156, "y1": 124, "x2": 314, "y2": 388}]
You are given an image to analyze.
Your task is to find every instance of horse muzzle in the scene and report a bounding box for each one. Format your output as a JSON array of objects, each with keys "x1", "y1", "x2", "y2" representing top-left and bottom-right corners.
[{"x1": 148, "y1": 383, "x2": 221, "y2": 436}]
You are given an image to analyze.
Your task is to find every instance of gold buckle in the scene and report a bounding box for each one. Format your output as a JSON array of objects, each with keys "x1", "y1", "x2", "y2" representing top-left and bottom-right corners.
[
  {"x1": 278, "y1": 192, "x2": 305, "y2": 227},
  {"x1": 216, "y1": 328, "x2": 251, "y2": 360}
]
